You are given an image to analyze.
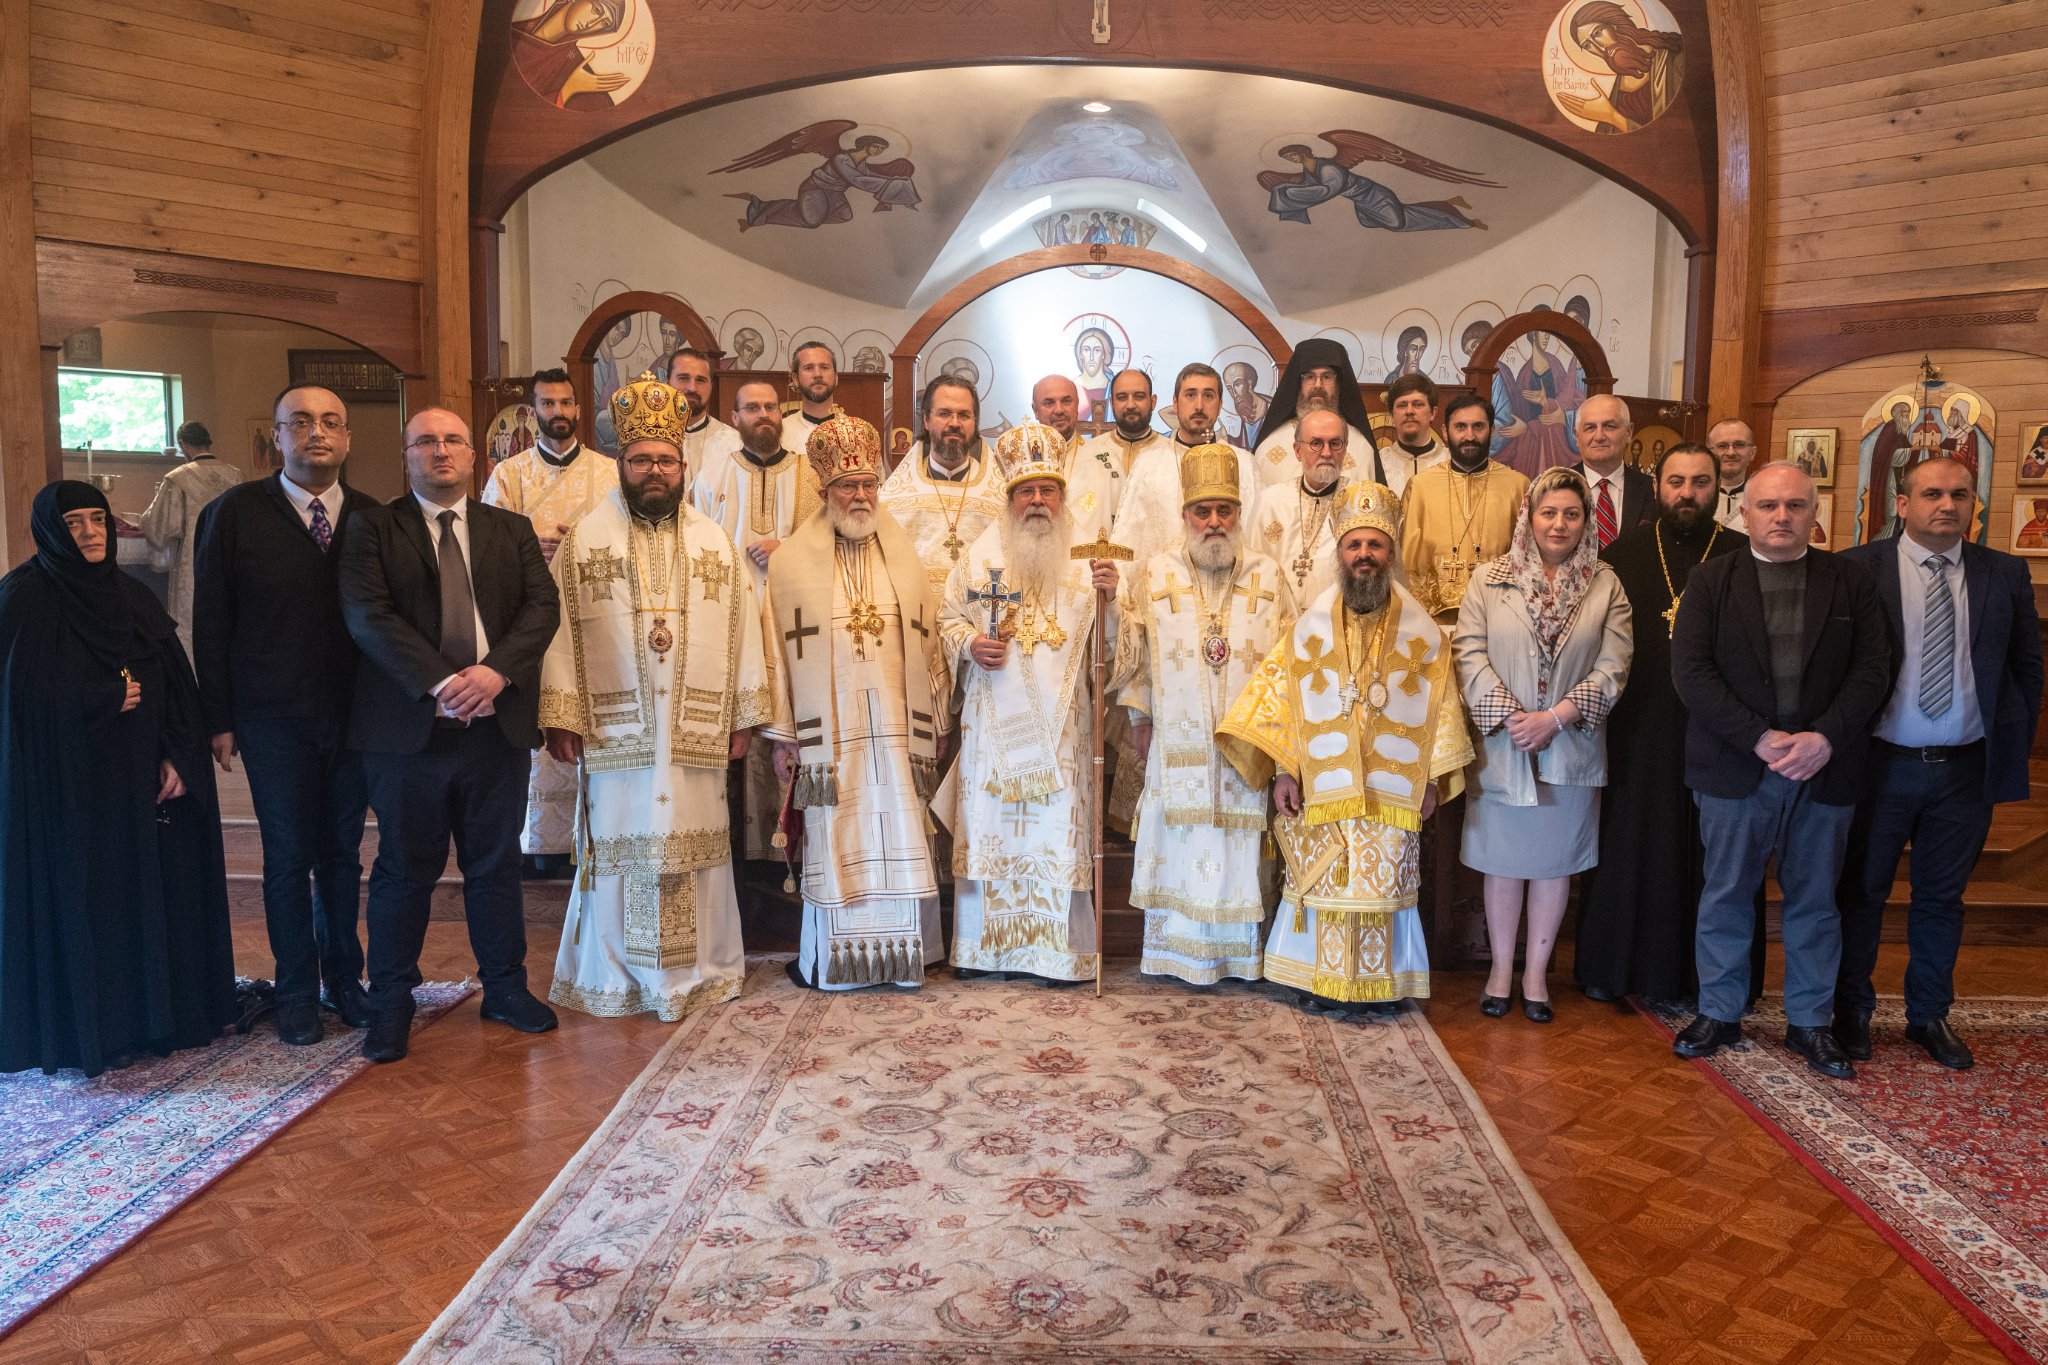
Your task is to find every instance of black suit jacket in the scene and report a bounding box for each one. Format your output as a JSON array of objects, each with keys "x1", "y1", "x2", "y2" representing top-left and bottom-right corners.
[
  {"x1": 339, "y1": 494, "x2": 560, "y2": 754},
  {"x1": 192, "y1": 474, "x2": 381, "y2": 734},
  {"x1": 1840, "y1": 536, "x2": 2044, "y2": 804},
  {"x1": 1671, "y1": 548, "x2": 1892, "y2": 806},
  {"x1": 1573, "y1": 462, "x2": 1656, "y2": 537}
]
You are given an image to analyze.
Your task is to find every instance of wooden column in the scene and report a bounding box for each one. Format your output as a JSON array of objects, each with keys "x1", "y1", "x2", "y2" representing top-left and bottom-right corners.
[
  {"x1": 420, "y1": 0, "x2": 484, "y2": 419},
  {"x1": 1706, "y1": 0, "x2": 1766, "y2": 428},
  {"x1": 0, "y1": 0, "x2": 50, "y2": 565}
]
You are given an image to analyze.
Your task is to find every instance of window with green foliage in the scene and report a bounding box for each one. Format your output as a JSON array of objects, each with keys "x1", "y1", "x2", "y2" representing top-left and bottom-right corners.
[{"x1": 57, "y1": 369, "x2": 181, "y2": 454}]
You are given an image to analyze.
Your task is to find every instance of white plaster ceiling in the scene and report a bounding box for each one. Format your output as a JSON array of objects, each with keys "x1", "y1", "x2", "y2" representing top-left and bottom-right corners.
[{"x1": 578, "y1": 65, "x2": 1628, "y2": 316}]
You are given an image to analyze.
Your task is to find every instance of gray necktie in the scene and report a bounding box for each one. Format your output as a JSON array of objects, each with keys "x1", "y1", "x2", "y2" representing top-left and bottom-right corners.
[{"x1": 436, "y1": 509, "x2": 478, "y2": 671}]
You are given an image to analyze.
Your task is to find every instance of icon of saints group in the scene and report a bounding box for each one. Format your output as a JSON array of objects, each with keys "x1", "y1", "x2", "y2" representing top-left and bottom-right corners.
[{"x1": 540, "y1": 380, "x2": 1469, "y2": 1019}]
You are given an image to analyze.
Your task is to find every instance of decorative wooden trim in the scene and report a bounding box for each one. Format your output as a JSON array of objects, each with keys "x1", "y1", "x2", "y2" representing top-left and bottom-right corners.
[
  {"x1": 35, "y1": 240, "x2": 426, "y2": 375},
  {"x1": 1459, "y1": 309, "x2": 1615, "y2": 399},
  {"x1": 887, "y1": 245, "x2": 1291, "y2": 434},
  {"x1": 563, "y1": 290, "x2": 721, "y2": 447},
  {"x1": 0, "y1": 0, "x2": 50, "y2": 564},
  {"x1": 421, "y1": 0, "x2": 487, "y2": 417},
  {"x1": 1703, "y1": 0, "x2": 1764, "y2": 427},
  {"x1": 1756, "y1": 291, "x2": 2048, "y2": 407}
]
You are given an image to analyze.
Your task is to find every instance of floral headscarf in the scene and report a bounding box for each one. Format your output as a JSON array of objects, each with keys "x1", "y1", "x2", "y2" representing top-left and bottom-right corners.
[{"x1": 1504, "y1": 467, "x2": 1600, "y2": 688}]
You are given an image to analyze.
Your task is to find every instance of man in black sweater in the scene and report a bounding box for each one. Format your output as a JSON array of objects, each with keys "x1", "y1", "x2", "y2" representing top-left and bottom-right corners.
[{"x1": 193, "y1": 385, "x2": 380, "y2": 1045}]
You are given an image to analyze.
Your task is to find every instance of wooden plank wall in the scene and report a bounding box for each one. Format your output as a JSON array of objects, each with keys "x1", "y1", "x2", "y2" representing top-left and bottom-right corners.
[
  {"x1": 26, "y1": 0, "x2": 427, "y2": 283},
  {"x1": 1760, "y1": 0, "x2": 2048, "y2": 313},
  {"x1": 1771, "y1": 347, "x2": 2048, "y2": 579}
]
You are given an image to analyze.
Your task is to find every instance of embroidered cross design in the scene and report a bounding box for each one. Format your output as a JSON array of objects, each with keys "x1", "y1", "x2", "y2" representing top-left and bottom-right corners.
[
  {"x1": 1151, "y1": 571, "x2": 1190, "y2": 614},
  {"x1": 692, "y1": 547, "x2": 726, "y2": 602},
  {"x1": 909, "y1": 603, "x2": 931, "y2": 643},
  {"x1": 579, "y1": 546, "x2": 626, "y2": 601},
  {"x1": 1164, "y1": 640, "x2": 1195, "y2": 673},
  {"x1": 1388, "y1": 635, "x2": 1431, "y2": 697},
  {"x1": 784, "y1": 607, "x2": 820, "y2": 660},
  {"x1": 1232, "y1": 571, "x2": 1276, "y2": 613}
]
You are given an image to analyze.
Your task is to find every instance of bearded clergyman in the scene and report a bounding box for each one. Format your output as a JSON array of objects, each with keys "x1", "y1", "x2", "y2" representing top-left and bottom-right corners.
[
  {"x1": 1113, "y1": 443, "x2": 1295, "y2": 985},
  {"x1": 1074, "y1": 367, "x2": 1171, "y2": 480},
  {"x1": 540, "y1": 372, "x2": 771, "y2": 1020},
  {"x1": 1256, "y1": 407, "x2": 1353, "y2": 605},
  {"x1": 938, "y1": 423, "x2": 1122, "y2": 983},
  {"x1": 765, "y1": 416, "x2": 952, "y2": 989},
  {"x1": 1249, "y1": 337, "x2": 1381, "y2": 491},
  {"x1": 482, "y1": 366, "x2": 620, "y2": 867},
  {"x1": 879, "y1": 375, "x2": 1007, "y2": 596},
  {"x1": 1220, "y1": 481, "x2": 1473, "y2": 1010}
]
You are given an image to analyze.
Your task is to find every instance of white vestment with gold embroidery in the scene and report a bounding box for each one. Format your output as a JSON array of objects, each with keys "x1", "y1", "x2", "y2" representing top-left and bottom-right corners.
[
  {"x1": 936, "y1": 521, "x2": 1108, "y2": 981},
  {"x1": 1114, "y1": 440, "x2": 1264, "y2": 598},
  {"x1": 539, "y1": 492, "x2": 771, "y2": 1020},
  {"x1": 484, "y1": 443, "x2": 621, "y2": 856},
  {"x1": 1114, "y1": 547, "x2": 1294, "y2": 985},
  {"x1": 1217, "y1": 578, "x2": 1472, "y2": 1004},
  {"x1": 1059, "y1": 431, "x2": 1124, "y2": 547},
  {"x1": 691, "y1": 443, "x2": 799, "y2": 861},
  {"x1": 1254, "y1": 479, "x2": 1348, "y2": 609},
  {"x1": 877, "y1": 444, "x2": 1007, "y2": 596},
  {"x1": 681, "y1": 416, "x2": 742, "y2": 505},
  {"x1": 1251, "y1": 419, "x2": 1376, "y2": 488}
]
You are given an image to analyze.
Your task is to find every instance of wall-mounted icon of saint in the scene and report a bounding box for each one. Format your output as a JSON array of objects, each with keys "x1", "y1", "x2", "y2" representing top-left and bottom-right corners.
[
  {"x1": 712, "y1": 120, "x2": 921, "y2": 232},
  {"x1": 1543, "y1": 0, "x2": 1686, "y2": 135},
  {"x1": 510, "y1": 0, "x2": 654, "y2": 113}
]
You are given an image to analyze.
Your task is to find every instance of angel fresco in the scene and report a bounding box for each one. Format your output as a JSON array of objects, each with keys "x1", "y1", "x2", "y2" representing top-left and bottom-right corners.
[
  {"x1": 714, "y1": 120, "x2": 921, "y2": 233},
  {"x1": 1259, "y1": 131, "x2": 1499, "y2": 232}
]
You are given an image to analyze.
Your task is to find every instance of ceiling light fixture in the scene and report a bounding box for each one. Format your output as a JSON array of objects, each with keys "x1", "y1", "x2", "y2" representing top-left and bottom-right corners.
[
  {"x1": 1136, "y1": 199, "x2": 1206, "y2": 253},
  {"x1": 979, "y1": 195, "x2": 1052, "y2": 250},
  {"x1": 1082, "y1": 101, "x2": 1111, "y2": 113}
]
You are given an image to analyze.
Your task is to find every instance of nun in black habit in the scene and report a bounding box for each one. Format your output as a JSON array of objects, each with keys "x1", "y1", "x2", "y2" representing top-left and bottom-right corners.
[{"x1": 0, "y1": 481, "x2": 236, "y2": 1076}]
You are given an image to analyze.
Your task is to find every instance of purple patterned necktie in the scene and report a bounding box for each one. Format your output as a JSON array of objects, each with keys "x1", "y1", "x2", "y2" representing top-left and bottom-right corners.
[{"x1": 307, "y1": 495, "x2": 333, "y2": 552}]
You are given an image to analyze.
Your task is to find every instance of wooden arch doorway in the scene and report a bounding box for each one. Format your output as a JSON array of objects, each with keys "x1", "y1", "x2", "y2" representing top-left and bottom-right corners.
[
  {"x1": 564, "y1": 291, "x2": 721, "y2": 448},
  {"x1": 887, "y1": 246, "x2": 1292, "y2": 445}
]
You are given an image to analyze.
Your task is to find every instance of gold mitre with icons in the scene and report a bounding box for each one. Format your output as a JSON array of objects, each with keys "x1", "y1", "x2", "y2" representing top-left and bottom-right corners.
[
  {"x1": 1333, "y1": 480, "x2": 1402, "y2": 540},
  {"x1": 1178, "y1": 442, "x2": 1241, "y2": 506},
  {"x1": 806, "y1": 414, "x2": 883, "y2": 488},
  {"x1": 993, "y1": 422, "x2": 1070, "y2": 493},
  {"x1": 609, "y1": 371, "x2": 693, "y2": 450}
]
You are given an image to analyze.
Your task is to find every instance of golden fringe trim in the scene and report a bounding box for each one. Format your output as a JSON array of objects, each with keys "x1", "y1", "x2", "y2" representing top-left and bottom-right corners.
[
  {"x1": 1131, "y1": 884, "x2": 1267, "y2": 924},
  {"x1": 823, "y1": 936, "x2": 926, "y2": 986},
  {"x1": 971, "y1": 911, "x2": 1070, "y2": 958},
  {"x1": 547, "y1": 972, "x2": 741, "y2": 1021},
  {"x1": 1162, "y1": 806, "x2": 1269, "y2": 831},
  {"x1": 911, "y1": 755, "x2": 939, "y2": 803},
  {"x1": 992, "y1": 767, "x2": 1063, "y2": 804},
  {"x1": 793, "y1": 763, "x2": 839, "y2": 810},
  {"x1": 1261, "y1": 955, "x2": 1429, "y2": 1003},
  {"x1": 1303, "y1": 795, "x2": 1421, "y2": 833}
]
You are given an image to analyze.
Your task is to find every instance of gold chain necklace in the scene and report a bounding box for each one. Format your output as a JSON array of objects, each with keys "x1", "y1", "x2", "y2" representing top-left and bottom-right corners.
[
  {"x1": 631, "y1": 515, "x2": 681, "y2": 658},
  {"x1": 1187, "y1": 556, "x2": 1239, "y2": 672},
  {"x1": 929, "y1": 450, "x2": 972, "y2": 562},
  {"x1": 1336, "y1": 597, "x2": 1397, "y2": 718},
  {"x1": 1653, "y1": 518, "x2": 1720, "y2": 637},
  {"x1": 1433, "y1": 463, "x2": 1491, "y2": 612},
  {"x1": 836, "y1": 535, "x2": 885, "y2": 658},
  {"x1": 1292, "y1": 482, "x2": 1334, "y2": 589}
]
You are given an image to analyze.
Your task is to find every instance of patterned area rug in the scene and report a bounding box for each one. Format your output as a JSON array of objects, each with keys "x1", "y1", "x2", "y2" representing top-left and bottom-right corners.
[
  {"x1": 1644, "y1": 997, "x2": 2048, "y2": 1365},
  {"x1": 0, "y1": 981, "x2": 475, "y2": 1337},
  {"x1": 410, "y1": 960, "x2": 1640, "y2": 1363}
]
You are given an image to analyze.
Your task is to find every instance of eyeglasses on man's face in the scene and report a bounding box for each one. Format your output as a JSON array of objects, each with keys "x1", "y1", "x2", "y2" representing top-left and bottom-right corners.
[
  {"x1": 278, "y1": 415, "x2": 347, "y2": 435},
  {"x1": 624, "y1": 456, "x2": 684, "y2": 474},
  {"x1": 407, "y1": 434, "x2": 472, "y2": 453}
]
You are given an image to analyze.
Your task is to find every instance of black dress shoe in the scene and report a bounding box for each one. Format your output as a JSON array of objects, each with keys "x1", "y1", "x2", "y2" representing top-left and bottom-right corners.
[
  {"x1": 480, "y1": 987, "x2": 559, "y2": 1034},
  {"x1": 1785, "y1": 1024, "x2": 1856, "y2": 1079},
  {"x1": 1905, "y1": 1018, "x2": 1975, "y2": 1070},
  {"x1": 361, "y1": 1011, "x2": 411, "y2": 1063},
  {"x1": 1831, "y1": 1010, "x2": 1873, "y2": 1062},
  {"x1": 1480, "y1": 994, "x2": 1510, "y2": 1018},
  {"x1": 1672, "y1": 1013, "x2": 1742, "y2": 1059},
  {"x1": 1523, "y1": 997, "x2": 1554, "y2": 1024},
  {"x1": 275, "y1": 998, "x2": 324, "y2": 1047},
  {"x1": 1581, "y1": 984, "x2": 1619, "y2": 1004},
  {"x1": 321, "y1": 980, "x2": 373, "y2": 1030}
]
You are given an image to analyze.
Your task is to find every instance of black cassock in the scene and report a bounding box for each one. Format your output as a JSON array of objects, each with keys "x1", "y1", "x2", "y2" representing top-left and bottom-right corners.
[
  {"x1": 1575, "y1": 515, "x2": 1758, "y2": 1002},
  {"x1": 0, "y1": 483, "x2": 236, "y2": 1077}
]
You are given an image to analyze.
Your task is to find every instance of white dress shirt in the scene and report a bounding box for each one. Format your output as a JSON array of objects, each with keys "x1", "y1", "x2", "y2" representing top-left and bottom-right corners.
[
  {"x1": 278, "y1": 472, "x2": 343, "y2": 532},
  {"x1": 1874, "y1": 533, "x2": 1981, "y2": 747},
  {"x1": 415, "y1": 492, "x2": 494, "y2": 704},
  {"x1": 1715, "y1": 482, "x2": 1746, "y2": 531},
  {"x1": 1583, "y1": 465, "x2": 1625, "y2": 529}
]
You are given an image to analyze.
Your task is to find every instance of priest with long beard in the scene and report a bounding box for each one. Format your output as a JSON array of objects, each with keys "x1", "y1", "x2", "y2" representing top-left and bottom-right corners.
[
  {"x1": 1114, "y1": 444, "x2": 1295, "y2": 985},
  {"x1": 938, "y1": 423, "x2": 1121, "y2": 983},
  {"x1": 1220, "y1": 482, "x2": 1473, "y2": 1011},
  {"x1": 540, "y1": 373, "x2": 770, "y2": 1021},
  {"x1": 765, "y1": 416, "x2": 951, "y2": 989}
]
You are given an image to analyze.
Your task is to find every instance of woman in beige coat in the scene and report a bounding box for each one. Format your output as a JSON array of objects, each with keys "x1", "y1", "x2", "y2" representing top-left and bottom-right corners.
[{"x1": 1453, "y1": 466, "x2": 1633, "y2": 1021}]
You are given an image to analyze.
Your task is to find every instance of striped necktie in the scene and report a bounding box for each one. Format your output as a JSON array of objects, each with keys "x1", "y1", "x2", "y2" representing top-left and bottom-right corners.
[
  {"x1": 1594, "y1": 478, "x2": 1618, "y2": 547},
  {"x1": 1917, "y1": 554, "x2": 1954, "y2": 718}
]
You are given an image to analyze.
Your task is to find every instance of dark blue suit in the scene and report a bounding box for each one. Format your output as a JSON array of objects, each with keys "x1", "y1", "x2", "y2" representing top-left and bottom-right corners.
[{"x1": 1834, "y1": 535, "x2": 2044, "y2": 1027}]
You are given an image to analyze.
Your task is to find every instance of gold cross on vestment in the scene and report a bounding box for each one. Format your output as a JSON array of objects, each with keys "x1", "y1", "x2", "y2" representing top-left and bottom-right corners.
[
  {"x1": 1388, "y1": 635, "x2": 1431, "y2": 697},
  {"x1": 692, "y1": 548, "x2": 726, "y2": 601},
  {"x1": 1151, "y1": 571, "x2": 1190, "y2": 613},
  {"x1": 1164, "y1": 640, "x2": 1195, "y2": 673},
  {"x1": 1233, "y1": 571, "x2": 1276, "y2": 612},
  {"x1": 579, "y1": 545, "x2": 625, "y2": 601}
]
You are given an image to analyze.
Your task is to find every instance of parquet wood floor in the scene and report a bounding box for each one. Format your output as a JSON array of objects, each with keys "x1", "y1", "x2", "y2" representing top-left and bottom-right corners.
[{"x1": 3, "y1": 911, "x2": 2033, "y2": 1363}]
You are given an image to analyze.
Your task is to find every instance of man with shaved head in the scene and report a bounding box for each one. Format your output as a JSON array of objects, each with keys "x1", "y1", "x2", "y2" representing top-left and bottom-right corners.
[
  {"x1": 1669, "y1": 461, "x2": 1890, "y2": 1080},
  {"x1": 1706, "y1": 418, "x2": 1756, "y2": 530},
  {"x1": 341, "y1": 406, "x2": 563, "y2": 1061},
  {"x1": 1034, "y1": 372, "x2": 1118, "y2": 546},
  {"x1": 1570, "y1": 393, "x2": 1654, "y2": 548},
  {"x1": 1031, "y1": 374, "x2": 1082, "y2": 448}
]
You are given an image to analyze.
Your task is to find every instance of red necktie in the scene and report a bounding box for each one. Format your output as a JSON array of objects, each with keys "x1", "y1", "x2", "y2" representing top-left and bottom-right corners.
[{"x1": 1595, "y1": 479, "x2": 1618, "y2": 547}]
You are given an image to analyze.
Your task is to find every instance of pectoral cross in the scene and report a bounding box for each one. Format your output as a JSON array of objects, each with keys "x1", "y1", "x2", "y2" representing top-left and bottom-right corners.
[
  {"x1": 967, "y1": 567, "x2": 1022, "y2": 638},
  {"x1": 1662, "y1": 595, "x2": 1682, "y2": 636},
  {"x1": 1337, "y1": 678, "x2": 1363, "y2": 717},
  {"x1": 942, "y1": 528, "x2": 964, "y2": 562},
  {"x1": 1233, "y1": 571, "x2": 1276, "y2": 613},
  {"x1": 784, "y1": 606, "x2": 820, "y2": 660}
]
